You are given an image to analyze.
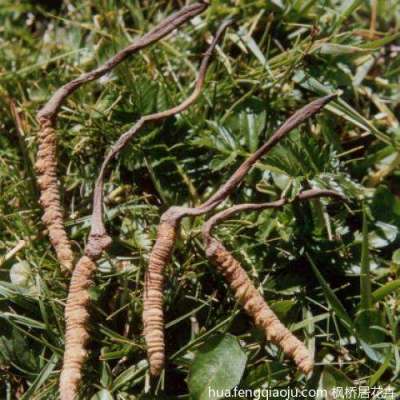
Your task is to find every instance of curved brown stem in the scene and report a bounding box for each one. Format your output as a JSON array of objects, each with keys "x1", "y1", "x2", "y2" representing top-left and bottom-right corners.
[
  {"x1": 202, "y1": 188, "x2": 345, "y2": 242},
  {"x1": 88, "y1": 19, "x2": 234, "y2": 255},
  {"x1": 38, "y1": 2, "x2": 209, "y2": 120},
  {"x1": 35, "y1": 1, "x2": 209, "y2": 272},
  {"x1": 201, "y1": 189, "x2": 344, "y2": 374},
  {"x1": 143, "y1": 94, "x2": 338, "y2": 376},
  {"x1": 60, "y1": 21, "x2": 230, "y2": 400}
]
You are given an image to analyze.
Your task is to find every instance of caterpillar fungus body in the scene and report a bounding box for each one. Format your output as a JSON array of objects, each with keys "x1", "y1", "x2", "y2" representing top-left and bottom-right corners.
[
  {"x1": 59, "y1": 14, "x2": 231, "y2": 400},
  {"x1": 207, "y1": 239, "x2": 313, "y2": 373},
  {"x1": 202, "y1": 189, "x2": 345, "y2": 374},
  {"x1": 59, "y1": 256, "x2": 96, "y2": 400},
  {"x1": 143, "y1": 94, "x2": 338, "y2": 376},
  {"x1": 36, "y1": 1, "x2": 209, "y2": 273},
  {"x1": 143, "y1": 221, "x2": 178, "y2": 375},
  {"x1": 36, "y1": 117, "x2": 74, "y2": 271}
]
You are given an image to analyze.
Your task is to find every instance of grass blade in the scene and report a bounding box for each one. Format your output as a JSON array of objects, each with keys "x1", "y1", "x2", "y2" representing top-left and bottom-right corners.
[
  {"x1": 372, "y1": 280, "x2": 400, "y2": 303},
  {"x1": 306, "y1": 253, "x2": 353, "y2": 330},
  {"x1": 359, "y1": 207, "x2": 373, "y2": 311}
]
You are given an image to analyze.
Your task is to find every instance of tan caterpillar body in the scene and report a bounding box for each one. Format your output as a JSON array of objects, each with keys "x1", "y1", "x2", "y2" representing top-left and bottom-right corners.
[
  {"x1": 59, "y1": 256, "x2": 96, "y2": 400},
  {"x1": 206, "y1": 238, "x2": 313, "y2": 374},
  {"x1": 36, "y1": 117, "x2": 74, "y2": 271},
  {"x1": 143, "y1": 221, "x2": 177, "y2": 376}
]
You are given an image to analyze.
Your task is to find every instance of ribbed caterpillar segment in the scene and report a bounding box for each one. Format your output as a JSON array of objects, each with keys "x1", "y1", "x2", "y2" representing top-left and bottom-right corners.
[
  {"x1": 207, "y1": 239, "x2": 314, "y2": 374},
  {"x1": 143, "y1": 221, "x2": 177, "y2": 376},
  {"x1": 36, "y1": 117, "x2": 73, "y2": 271},
  {"x1": 60, "y1": 256, "x2": 96, "y2": 400}
]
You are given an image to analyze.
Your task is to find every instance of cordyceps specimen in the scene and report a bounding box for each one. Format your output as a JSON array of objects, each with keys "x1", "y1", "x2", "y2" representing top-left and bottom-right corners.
[
  {"x1": 60, "y1": 20, "x2": 232, "y2": 400},
  {"x1": 202, "y1": 188, "x2": 344, "y2": 374},
  {"x1": 35, "y1": 1, "x2": 209, "y2": 272},
  {"x1": 143, "y1": 93, "x2": 338, "y2": 376}
]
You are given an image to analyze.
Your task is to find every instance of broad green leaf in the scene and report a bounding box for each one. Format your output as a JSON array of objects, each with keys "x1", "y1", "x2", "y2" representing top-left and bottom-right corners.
[
  {"x1": 368, "y1": 221, "x2": 398, "y2": 249},
  {"x1": 188, "y1": 334, "x2": 247, "y2": 400},
  {"x1": 354, "y1": 309, "x2": 385, "y2": 345},
  {"x1": 271, "y1": 171, "x2": 291, "y2": 191},
  {"x1": 0, "y1": 328, "x2": 38, "y2": 372},
  {"x1": 392, "y1": 249, "x2": 400, "y2": 264},
  {"x1": 270, "y1": 300, "x2": 296, "y2": 320}
]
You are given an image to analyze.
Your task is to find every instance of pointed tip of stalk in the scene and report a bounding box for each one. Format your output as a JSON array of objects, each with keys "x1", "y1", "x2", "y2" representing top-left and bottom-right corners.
[
  {"x1": 222, "y1": 17, "x2": 237, "y2": 27},
  {"x1": 318, "y1": 92, "x2": 339, "y2": 105},
  {"x1": 198, "y1": 0, "x2": 211, "y2": 9},
  {"x1": 214, "y1": 17, "x2": 236, "y2": 38},
  {"x1": 303, "y1": 92, "x2": 339, "y2": 116}
]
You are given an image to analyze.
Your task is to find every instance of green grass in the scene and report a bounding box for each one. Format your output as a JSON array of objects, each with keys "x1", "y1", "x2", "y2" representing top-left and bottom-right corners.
[{"x1": 1, "y1": 0, "x2": 400, "y2": 398}]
